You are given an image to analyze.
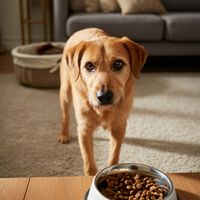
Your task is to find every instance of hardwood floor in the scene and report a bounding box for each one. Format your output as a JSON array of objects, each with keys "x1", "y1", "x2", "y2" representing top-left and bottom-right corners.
[
  {"x1": 0, "y1": 52, "x2": 14, "y2": 74},
  {"x1": 143, "y1": 56, "x2": 200, "y2": 72},
  {"x1": 0, "y1": 174, "x2": 200, "y2": 200}
]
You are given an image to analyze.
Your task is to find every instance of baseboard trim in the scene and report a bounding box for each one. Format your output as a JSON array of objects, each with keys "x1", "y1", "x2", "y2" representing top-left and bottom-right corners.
[{"x1": 1, "y1": 36, "x2": 21, "y2": 50}]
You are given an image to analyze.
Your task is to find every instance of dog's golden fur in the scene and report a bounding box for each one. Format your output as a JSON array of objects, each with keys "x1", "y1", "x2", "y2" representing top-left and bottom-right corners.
[{"x1": 59, "y1": 28, "x2": 147, "y2": 175}]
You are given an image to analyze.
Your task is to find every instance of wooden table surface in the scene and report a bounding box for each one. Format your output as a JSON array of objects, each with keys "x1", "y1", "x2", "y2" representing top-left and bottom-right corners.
[{"x1": 0, "y1": 173, "x2": 199, "y2": 200}]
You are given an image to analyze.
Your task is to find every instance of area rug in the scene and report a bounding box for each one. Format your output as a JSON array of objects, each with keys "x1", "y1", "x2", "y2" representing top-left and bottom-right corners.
[{"x1": 0, "y1": 73, "x2": 200, "y2": 177}]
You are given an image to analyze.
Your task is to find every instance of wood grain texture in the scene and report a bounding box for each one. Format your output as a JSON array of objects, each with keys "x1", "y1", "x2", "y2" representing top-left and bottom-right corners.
[
  {"x1": 0, "y1": 178, "x2": 29, "y2": 200},
  {"x1": 24, "y1": 176, "x2": 93, "y2": 200},
  {"x1": 169, "y1": 173, "x2": 200, "y2": 200},
  {"x1": 0, "y1": 174, "x2": 199, "y2": 200}
]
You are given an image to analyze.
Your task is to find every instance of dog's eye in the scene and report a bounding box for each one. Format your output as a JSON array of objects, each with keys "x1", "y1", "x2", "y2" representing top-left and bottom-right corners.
[
  {"x1": 112, "y1": 60, "x2": 124, "y2": 71},
  {"x1": 85, "y1": 62, "x2": 95, "y2": 72}
]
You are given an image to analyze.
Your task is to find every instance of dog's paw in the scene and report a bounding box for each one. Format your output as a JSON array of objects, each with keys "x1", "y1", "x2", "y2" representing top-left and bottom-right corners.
[
  {"x1": 58, "y1": 135, "x2": 69, "y2": 144},
  {"x1": 84, "y1": 167, "x2": 98, "y2": 176}
]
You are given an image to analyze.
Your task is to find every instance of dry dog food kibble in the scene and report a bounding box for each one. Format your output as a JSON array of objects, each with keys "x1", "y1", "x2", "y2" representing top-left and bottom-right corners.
[{"x1": 97, "y1": 172, "x2": 169, "y2": 200}]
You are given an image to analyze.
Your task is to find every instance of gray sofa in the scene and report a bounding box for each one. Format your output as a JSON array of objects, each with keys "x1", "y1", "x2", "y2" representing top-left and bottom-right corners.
[{"x1": 53, "y1": 0, "x2": 200, "y2": 56}]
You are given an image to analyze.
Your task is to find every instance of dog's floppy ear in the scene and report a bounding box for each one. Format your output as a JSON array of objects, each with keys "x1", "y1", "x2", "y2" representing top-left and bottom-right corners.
[
  {"x1": 65, "y1": 42, "x2": 86, "y2": 82},
  {"x1": 121, "y1": 37, "x2": 148, "y2": 79}
]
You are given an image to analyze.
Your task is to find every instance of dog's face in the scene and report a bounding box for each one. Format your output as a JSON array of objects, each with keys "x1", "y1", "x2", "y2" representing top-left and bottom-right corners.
[{"x1": 66, "y1": 37, "x2": 147, "y2": 109}]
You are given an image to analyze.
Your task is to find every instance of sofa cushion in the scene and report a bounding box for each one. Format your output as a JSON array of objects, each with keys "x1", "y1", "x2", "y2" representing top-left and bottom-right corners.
[
  {"x1": 67, "y1": 13, "x2": 164, "y2": 41},
  {"x1": 161, "y1": 0, "x2": 200, "y2": 11},
  {"x1": 85, "y1": 0, "x2": 100, "y2": 12},
  {"x1": 99, "y1": 0, "x2": 120, "y2": 13},
  {"x1": 162, "y1": 13, "x2": 200, "y2": 41},
  {"x1": 117, "y1": 0, "x2": 166, "y2": 14}
]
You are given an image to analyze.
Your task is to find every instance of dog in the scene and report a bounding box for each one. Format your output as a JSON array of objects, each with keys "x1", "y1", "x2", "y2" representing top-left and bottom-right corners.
[{"x1": 59, "y1": 28, "x2": 147, "y2": 176}]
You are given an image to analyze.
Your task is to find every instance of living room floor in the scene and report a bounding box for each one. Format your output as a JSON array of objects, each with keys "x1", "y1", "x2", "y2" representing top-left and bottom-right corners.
[
  {"x1": 0, "y1": 52, "x2": 200, "y2": 177},
  {"x1": 0, "y1": 52, "x2": 14, "y2": 74}
]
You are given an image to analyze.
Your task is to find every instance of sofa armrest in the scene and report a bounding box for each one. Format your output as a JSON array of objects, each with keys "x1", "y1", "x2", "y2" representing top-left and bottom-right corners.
[{"x1": 53, "y1": 0, "x2": 69, "y2": 41}]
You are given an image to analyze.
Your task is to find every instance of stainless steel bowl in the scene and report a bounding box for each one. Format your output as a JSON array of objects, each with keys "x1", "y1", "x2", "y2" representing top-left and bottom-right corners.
[{"x1": 87, "y1": 163, "x2": 177, "y2": 200}]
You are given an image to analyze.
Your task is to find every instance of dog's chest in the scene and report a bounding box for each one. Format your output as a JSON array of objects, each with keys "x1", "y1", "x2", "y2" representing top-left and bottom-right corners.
[{"x1": 95, "y1": 109, "x2": 116, "y2": 129}]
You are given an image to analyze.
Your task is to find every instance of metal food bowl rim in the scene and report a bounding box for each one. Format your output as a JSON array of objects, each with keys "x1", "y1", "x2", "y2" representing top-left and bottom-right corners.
[{"x1": 93, "y1": 163, "x2": 174, "y2": 199}]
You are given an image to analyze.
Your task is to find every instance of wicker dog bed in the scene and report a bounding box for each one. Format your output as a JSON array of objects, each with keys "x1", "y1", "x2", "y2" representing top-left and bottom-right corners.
[{"x1": 11, "y1": 42, "x2": 65, "y2": 88}]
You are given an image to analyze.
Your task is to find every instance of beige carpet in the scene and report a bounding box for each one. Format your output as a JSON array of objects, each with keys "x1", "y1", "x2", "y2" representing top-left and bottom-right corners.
[{"x1": 0, "y1": 73, "x2": 200, "y2": 177}]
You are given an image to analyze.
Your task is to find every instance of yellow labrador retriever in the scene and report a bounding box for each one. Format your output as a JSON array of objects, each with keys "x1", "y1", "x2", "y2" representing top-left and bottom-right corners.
[{"x1": 59, "y1": 28, "x2": 147, "y2": 176}]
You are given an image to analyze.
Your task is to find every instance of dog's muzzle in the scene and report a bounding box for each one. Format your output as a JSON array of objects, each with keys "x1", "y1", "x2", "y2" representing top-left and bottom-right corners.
[{"x1": 96, "y1": 90, "x2": 113, "y2": 105}]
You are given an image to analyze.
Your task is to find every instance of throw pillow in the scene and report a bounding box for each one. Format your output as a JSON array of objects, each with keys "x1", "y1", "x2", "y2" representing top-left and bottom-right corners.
[
  {"x1": 85, "y1": 0, "x2": 100, "y2": 12},
  {"x1": 99, "y1": 0, "x2": 120, "y2": 13},
  {"x1": 117, "y1": 0, "x2": 166, "y2": 14}
]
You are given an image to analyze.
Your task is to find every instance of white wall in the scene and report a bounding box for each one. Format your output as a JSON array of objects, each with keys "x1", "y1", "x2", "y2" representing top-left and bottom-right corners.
[
  {"x1": 0, "y1": 0, "x2": 49, "y2": 50},
  {"x1": 0, "y1": 0, "x2": 21, "y2": 49}
]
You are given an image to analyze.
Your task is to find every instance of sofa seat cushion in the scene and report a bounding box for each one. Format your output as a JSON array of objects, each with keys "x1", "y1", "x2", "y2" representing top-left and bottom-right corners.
[
  {"x1": 67, "y1": 13, "x2": 164, "y2": 41},
  {"x1": 162, "y1": 13, "x2": 200, "y2": 41}
]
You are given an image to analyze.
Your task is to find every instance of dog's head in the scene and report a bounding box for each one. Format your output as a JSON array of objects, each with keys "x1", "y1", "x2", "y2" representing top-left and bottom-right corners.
[{"x1": 65, "y1": 36, "x2": 147, "y2": 108}]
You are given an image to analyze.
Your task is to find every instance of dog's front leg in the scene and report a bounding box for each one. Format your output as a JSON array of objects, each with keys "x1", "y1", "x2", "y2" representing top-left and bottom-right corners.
[
  {"x1": 58, "y1": 86, "x2": 71, "y2": 144},
  {"x1": 108, "y1": 122, "x2": 126, "y2": 166},
  {"x1": 78, "y1": 125, "x2": 97, "y2": 176}
]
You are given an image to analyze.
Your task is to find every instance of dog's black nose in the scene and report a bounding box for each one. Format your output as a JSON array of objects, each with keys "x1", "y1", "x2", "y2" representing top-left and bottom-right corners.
[{"x1": 96, "y1": 90, "x2": 113, "y2": 105}]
